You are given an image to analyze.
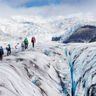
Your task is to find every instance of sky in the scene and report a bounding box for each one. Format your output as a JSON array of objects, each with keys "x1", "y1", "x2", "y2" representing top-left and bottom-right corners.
[
  {"x1": 0, "y1": 0, "x2": 96, "y2": 17},
  {"x1": 0, "y1": 0, "x2": 81, "y2": 7}
]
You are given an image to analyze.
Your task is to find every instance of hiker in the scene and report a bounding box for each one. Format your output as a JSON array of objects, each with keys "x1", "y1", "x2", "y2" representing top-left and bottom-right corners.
[
  {"x1": 24, "y1": 38, "x2": 28, "y2": 49},
  {"x1": 0, "y1": 46, "x2": 4, "y2": 60},
  {"x1": 6, "y1": 44, "x2": 11, "y2": 56},
  {"x1": 15, "y1": 43, "x2": 19, "y2": 49},
  {"x1": 31, "y1": 37, "x2": 36, "y2": 48},
  {"x1": 21, "y1": 41, "x2": 25, "y2": 51}
]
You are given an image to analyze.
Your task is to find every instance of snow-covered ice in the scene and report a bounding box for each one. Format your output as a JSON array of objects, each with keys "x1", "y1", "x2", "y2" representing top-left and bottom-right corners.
[{"x1": 0, "y1": 15, "x2": 96, "y2": 96}]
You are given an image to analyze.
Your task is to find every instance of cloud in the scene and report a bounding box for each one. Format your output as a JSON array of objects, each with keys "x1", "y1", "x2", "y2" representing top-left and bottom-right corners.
[
  {"x1": 0, "y1": 4, "x2": 78, "y2": 17},
  {"x1": 0, "y1": 0, "x2": 96, "y2": 18}
]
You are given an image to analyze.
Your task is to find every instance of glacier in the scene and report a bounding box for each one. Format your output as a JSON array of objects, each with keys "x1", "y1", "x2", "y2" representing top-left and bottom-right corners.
[{"x1": 0, "y1": 15, "x2": 96, "y2": 96}]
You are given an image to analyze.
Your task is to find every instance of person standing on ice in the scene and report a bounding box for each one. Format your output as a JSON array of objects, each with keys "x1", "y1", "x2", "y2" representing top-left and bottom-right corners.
[
  {"x1": 21, "y1": 41, "x2": 25, "y2": 51},
  {"x1": 24, "y1": 38, "x2": 28, "y2": 49},
  {"x1": 31, "y1": 37, "x2": 36, "y2": 48},
  {"x1": 6, "y1": 44, "x2": 11, "y2": 56},
  {"x1": 15, "y1": 43, "x2": 19, "y2": 49},
  {"x1": 0, "y1": 46, "x2": 4, "y2": 60}
]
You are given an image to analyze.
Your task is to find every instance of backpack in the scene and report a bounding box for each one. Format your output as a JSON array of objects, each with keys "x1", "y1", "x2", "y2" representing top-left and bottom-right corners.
[
  {"x1": 6, "y1": 45, "x2": 11, "y2": 50},
  {"x1": 31, "y1": 37, "x2": 36, "y2": 43}
]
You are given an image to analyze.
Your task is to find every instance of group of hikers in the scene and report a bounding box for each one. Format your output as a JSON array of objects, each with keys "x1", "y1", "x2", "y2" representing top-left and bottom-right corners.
[{"x1": 0, "y1": 37, "x2": 36, "y2": 60}]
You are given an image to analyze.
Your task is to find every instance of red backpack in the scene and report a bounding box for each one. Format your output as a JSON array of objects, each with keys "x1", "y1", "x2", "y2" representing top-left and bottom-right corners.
[{"x1": 31, "y1": 37, "x2": 36, "y2": 43}]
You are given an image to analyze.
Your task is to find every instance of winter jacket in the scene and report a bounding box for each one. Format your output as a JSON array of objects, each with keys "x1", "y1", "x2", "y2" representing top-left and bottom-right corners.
[{"x1": 24, "y1": 38, "x2": 28, "y2": 44}]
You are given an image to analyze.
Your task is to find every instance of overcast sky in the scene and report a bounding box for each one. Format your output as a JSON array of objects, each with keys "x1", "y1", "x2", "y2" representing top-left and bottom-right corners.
[{"x1": 0, "y1": 0, "x2": 96, "y2": 17}]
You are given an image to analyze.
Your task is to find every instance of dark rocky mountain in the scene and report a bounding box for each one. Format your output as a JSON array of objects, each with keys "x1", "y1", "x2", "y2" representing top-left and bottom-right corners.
[{"x1": 64, "y1": 25, "x2": 96, "y2": 43}]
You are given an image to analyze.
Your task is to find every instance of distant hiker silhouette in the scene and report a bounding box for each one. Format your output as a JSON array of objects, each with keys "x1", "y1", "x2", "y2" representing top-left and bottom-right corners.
[
  {"x1": 31, "y1": 37, "x2": 36, "y2": 48},
  {"x1": 0, "y1": 46, "x2": 4, "y2": 60},
  {"x1": 24, "y1": 38, "x2": 28, "y2": 49},
  {"x1": 6, "y1": 44, "x2": 11, "y2": 56}
]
